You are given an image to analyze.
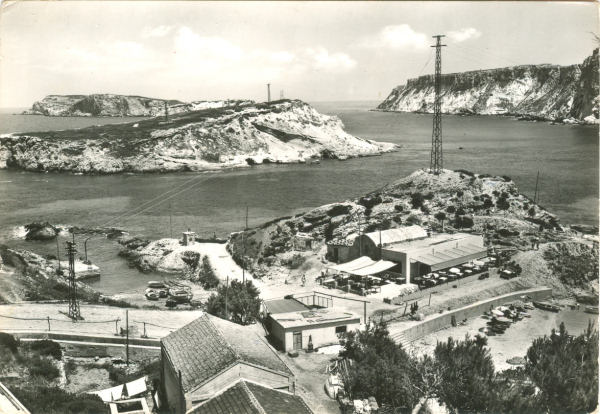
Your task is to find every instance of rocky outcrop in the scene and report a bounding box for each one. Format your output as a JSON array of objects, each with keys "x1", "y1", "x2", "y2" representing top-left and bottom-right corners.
[
  {"x1": 1, "y1": 100, "x2": 396, "y2": 173},
  {"x1": 228, "y1": 169, "x2": 565, "y2": 279},
  {"x1": 377, "y1": 49, "x2": 599, "y2": 124},
  {"x1": 24, "y1": 222, "x2": 58, "y2": 240},
  {"x1": 23, "y1": 94, "x2": 255, "y2": 117}
]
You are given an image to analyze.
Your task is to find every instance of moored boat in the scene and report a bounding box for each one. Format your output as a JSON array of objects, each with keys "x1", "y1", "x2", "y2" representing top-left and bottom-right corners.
[
  {"x1": 148, "y1": 281, "x2": 167, "y2": 289},
  {"x1": 584, "y1": 306, "x2": 599, "y2": 314},
  {"x1": 533, "y1": 301, "x2": 560, "y2": 312}
]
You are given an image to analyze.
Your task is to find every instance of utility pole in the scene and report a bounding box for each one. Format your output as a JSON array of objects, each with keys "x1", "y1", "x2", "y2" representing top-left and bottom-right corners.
[
  {"x1": 225, "y1": 275, "x2": 229, "y2": 320},
  {"x1": 164, "y1": 101, "x2": 169, "y2": 122},
  {"x1": 533, "y1": 170, "x2": 540, "y2": 204},
  {"x1": 242, "y1": 205, "x2": 248, "y2": 283},
  {"x1": 66, "y1": 235, "x2": 81, "y2": 320},
  {"x1": 429, "y1": 34, "x2": 446, "y2": 175},
  {"x1": 125, "y1": 309, "x2": 129, "y2": 366},
  {"x1": 55, "y1": 230, "x2": 61, "y2": 275},
  {"x1": 169, "y1": 201, "x2": 173, "y2": 239},
  {"x1": 267, "y1": 83, "x2": 271, "y2": 102},
  {"x1": 280, "y1": 90, "x2": 284, "y2": 100}
]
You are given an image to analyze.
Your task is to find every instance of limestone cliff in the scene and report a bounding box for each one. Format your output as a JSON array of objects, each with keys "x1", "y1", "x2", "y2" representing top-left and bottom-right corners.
[
  {"x1": 23, "y1": 94, "x2": 254, "y2": 117},
  {"x1": 1, "y1": 100, "x2": 396, "y2": 173},
  {"x1": 377, "y1": 49, "x2": 599, "y2": 124}
]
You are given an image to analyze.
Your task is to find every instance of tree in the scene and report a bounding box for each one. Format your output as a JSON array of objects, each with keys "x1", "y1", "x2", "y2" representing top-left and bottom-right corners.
[
  {"x1": 205, "y1": 280, "x2": 261, "y2": 325},
  {"x1": 434, "y1": 212, "x2": 447, "y2": 231},
  {"x1": 339, "y1": 321, "x2": 423, "y2": 410},
  {"x1": 433, "y1": 335, "x2": 495, "y2": 414},
  {"x1": 525, "y1": 322, "x2": 598, "y2": 414}
]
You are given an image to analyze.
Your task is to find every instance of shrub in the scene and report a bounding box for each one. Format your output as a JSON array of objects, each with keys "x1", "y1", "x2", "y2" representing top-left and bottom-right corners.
[
  {"x1": 410, "y1": 192, "x2": 425, "y2": 209},
  {"x1": 0, "y1": 333, "x2": 19, "y2": 353},
  {"x1": 28, "y1": 340, "x2": 62, "y2": 360},
  {"x1": 394, "y1": 204, "x2": 404, "y2": 212},
  {"x1": 11, "y1": 386, "x2": 106, "y2": 414},
  {"x1": 198, "y1": 256, "x2": 220, "y2": 289},
  {"x1": 28, "y1": 355, "x2": 60, "y2": 380},
  {"x1": 446, "y1": 205, "x2": 456, "y2": 214}
]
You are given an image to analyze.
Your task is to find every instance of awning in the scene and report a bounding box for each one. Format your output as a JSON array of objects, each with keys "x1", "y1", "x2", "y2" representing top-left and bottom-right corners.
[
  {"x1": 351, "y1": 260, "x2": 397, "y2": 276},
  {"x1": 329, "y1": 256, "x2": 375, "y2": 273},
  {"x1": 91, "y1": 384, "x2": 124, "y2": 402},
  {"x1": 125, "y1": 377, "x2": 147, "y2": 397}
]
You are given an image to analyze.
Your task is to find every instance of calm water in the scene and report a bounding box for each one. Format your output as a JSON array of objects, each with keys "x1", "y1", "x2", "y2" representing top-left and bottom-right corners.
[{"x1": 0, "y1": 102, "x2": 597, "y2": 294}]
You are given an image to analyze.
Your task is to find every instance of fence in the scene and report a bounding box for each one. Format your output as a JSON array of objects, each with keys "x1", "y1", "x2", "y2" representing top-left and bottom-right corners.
[{"x1": 0, "y1": 313, "x2": 177, "y2": 340}]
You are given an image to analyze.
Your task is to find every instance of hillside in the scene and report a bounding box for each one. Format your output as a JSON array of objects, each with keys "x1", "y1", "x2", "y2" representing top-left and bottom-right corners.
[
  {"x1": 377, "y1": 49, "x2": 599, "y2": 124},
  {"x1": 22, "y1": 94, "x2": 253, "y2": 117},
  {"x1": 0, "y1": 99, "x2": 396, "y2": 173},
  {"x1": 226, "y1": 169, "x2": 596, "y2": 298}
]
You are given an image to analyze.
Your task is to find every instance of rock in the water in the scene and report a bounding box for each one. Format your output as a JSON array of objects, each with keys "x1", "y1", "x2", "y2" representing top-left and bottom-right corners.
[{"x1": 24, "y1": 222, "x2": 58, "y2": 240}]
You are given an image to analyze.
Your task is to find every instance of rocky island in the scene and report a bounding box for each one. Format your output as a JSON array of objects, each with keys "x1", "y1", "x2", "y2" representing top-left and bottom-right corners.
[
  {"x1": 377, "y1": 48, "x2": 599, "y2": 124},
  {"x1": 22, "y1": 93, "x2": 254, "y2": 117},
  {"x1": 1, "y1": 99, "x2": 396, "y2": 173}
]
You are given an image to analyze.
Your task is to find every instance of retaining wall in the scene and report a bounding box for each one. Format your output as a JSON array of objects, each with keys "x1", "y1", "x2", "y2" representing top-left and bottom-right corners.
[
  {"x1": 7, "y1": 331, "x2": 161, "y2": 361},
  {"x1": 395, "y1": 287, "x2": 552, "y2": 343},
  {"x1": 392, "y1": 270, "x2": 497, "y2": 305}
]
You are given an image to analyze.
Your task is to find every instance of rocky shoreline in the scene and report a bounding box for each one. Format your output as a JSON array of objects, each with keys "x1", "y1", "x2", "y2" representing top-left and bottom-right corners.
[
  {"x1": 1, "y1": 99, "x2": 396, "y2": 174},
  {"x1": 377, "y1": 48, "x2": 599, "y2": 125}
]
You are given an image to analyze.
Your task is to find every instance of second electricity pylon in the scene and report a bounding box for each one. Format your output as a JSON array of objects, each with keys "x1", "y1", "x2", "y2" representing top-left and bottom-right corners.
[
  {"x1": 430, "y1": 34, "x2": 446, "y2": 175},
  {"x1": 66, "y1": 239, "x2": 82, "y2": 320},
  {"x1": 267, "y1": 83, "x2": 271, "y2": 102}
]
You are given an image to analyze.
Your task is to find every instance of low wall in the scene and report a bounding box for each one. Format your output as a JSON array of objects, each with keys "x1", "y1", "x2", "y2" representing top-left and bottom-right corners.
[
  {"x1": 7, "y1": 331, "x2": 161, "y2": 361},
  {"x1": 392, "y1": 270, "x2": 496, "y2": 305},
  {"x1": 395, "y1": 287, "x2": 552, "y2": 343}
]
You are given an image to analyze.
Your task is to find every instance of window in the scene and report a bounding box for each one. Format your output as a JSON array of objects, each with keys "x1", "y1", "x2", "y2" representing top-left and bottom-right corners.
[{"x1": 335, "y1": 325, "x2": 347, "y2": 336}]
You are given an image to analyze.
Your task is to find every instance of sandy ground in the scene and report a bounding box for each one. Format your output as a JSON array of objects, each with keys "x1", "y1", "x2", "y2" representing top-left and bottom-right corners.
[
  {"x1": 282, "y1": 352, "x2": 341, "y2": 414},
  {"x1": 0, "y1": 303, "x2": 203, "y2": 339},
  {"x1": 0, "y1": 267, "x2": 24, "y2": 303},
  {"x1": 406, "y1": 307, "x2": 597, "y2": 372}
]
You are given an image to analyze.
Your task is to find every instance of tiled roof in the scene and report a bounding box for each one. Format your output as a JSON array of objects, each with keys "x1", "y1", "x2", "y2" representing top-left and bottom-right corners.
[
  {"x1": 189, "y1": 380, "x2": 314, "y2": 414},
  {"x1": 263, "y1": 298, "x2": 309, "y2": 315},
  {"x1": 162, "y1": 314, "x2": 291, "y2": 392}
]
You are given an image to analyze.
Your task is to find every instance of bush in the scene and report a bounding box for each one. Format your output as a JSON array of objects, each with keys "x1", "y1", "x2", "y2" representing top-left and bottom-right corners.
[
  {"x1": 410, "y1": 192, "x2": 425, "y2": 209},
  {"x1": 28, "y1": 340, "x2": 62, "y2": 360},
  {"x1": 11, "y1": 386, "x2": 106, "y2": 414},
  {"x1": 446, "y1": 205, "x2": 456, "y2": 214},
  {"x1": 28, "y1": 355, "x2": 60, "y2": 380},
  {"x1": 0, "y1": 333, "x2": 19, "y2": 353},
  {"x1": 198, "y1": 256, "x2": 220, "y2": 289}
]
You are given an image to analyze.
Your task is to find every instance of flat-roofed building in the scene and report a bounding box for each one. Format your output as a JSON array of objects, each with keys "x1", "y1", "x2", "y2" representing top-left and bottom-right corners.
[
  {"x1": 266, "y1": 307, "x2": 360, "y2": 352},
  {"x1": 381, "y1": 233, "x2": 486, "y2": 283}
]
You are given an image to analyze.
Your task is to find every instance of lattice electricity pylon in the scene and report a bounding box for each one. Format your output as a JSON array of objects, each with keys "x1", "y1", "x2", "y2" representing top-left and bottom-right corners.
[
  {"x1": 65, "y1": 240, "x2": 81, "y2": 320},
  {"x1": 430, "y1": 35, "x2": 446, "y2": 175}
]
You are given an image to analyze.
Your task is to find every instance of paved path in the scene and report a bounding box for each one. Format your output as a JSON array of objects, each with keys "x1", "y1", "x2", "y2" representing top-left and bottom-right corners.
[{"x1": 0, "y1": 303, "x2": 203, "y2": 339}]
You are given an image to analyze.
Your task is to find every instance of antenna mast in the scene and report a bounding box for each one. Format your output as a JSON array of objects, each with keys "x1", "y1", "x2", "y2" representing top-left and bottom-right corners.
[
  {"x1": 66, "y1": 235, "x2": 81, "y2": 320},
  {"x1": 267, "y1": 83, "x2": 271, "y2": 102},
  {"x1": 430, "y1": 34, "x2": 446, "y2": 175}
]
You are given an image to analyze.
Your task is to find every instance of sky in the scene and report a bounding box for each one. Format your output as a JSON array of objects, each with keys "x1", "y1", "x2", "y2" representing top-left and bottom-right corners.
[{"x1": 0, "y1": 1, "x2": 597, "y2": 107}]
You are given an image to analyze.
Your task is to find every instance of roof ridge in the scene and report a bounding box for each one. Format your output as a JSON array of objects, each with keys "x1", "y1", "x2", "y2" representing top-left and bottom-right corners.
[
  {"x1": 206, "y1": 315, "x2": 243, "y2": 361},
  {"x1": 240, "y1": 381, "x2": 267, "y2": 414}
]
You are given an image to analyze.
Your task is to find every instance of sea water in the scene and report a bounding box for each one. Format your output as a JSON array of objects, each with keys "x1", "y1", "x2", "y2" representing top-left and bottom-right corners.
[{"x1": 0, "y1": 103, "x2": 597, "y2": 294}]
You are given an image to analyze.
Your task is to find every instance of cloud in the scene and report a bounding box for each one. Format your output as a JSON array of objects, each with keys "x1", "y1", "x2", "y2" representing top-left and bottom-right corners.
[
  {"x1": 141, "y1": 25, "x2": 173, "y2": 38},
  {"x1": 361, "y1": 24, "x2": 428, "y2": 50},
  {"x1": 174, "y1": 27, "x2": 243, "y2": 61},
  {"x1": 305, "y1": 47, "x2": 356, "y2": 71},
  {"x1": 447, "y1": 28, "x2": 481, "y2": 43}
]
